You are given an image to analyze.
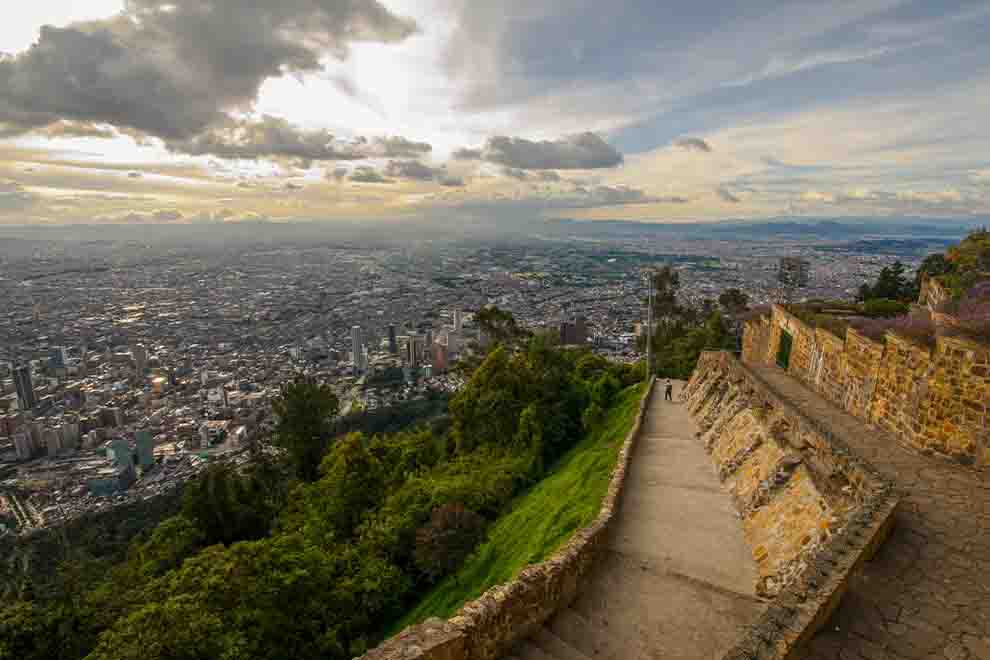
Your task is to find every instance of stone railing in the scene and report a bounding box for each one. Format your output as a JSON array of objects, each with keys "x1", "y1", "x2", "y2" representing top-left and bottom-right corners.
[
  {"x1": 743, "y1": 304, "x2": 990, "y2": 468},
  {"x1": 360, "y1": 377, "x2": 656, "y2": 660},
  {"x1": 684, "y1": 353, "x2": 899, "y2": 660}
]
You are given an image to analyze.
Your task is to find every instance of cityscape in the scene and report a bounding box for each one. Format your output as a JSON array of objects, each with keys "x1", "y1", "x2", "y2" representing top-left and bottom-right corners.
[{"x1": 0, "y1": 220, "x2": 964, "y2": 536}]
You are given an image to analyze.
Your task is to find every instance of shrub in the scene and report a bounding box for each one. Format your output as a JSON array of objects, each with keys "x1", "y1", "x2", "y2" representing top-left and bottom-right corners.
[
  {"x1": 850, "y1": 315, "x2": 936, "y2": 348},
  {"x1": 862, "y1": 298, "x2": 909, "y2": 318}
]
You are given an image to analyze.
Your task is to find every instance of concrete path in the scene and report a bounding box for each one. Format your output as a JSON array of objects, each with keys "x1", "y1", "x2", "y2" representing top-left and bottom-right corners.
[
  {"x1": 507, "y1": 382, "x2": 763, "y2": 660},
  {"x1": 752, "y1": 367, "x2": 990, "y2": 660}
]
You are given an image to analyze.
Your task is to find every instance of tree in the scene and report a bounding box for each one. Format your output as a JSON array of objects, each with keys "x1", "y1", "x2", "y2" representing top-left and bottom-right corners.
[
  {"x1": 858, "y1": 261, "x2": 918, "y2": 303},
  {"x1": 414, "y1": 504, "x2": 486, "y2": 582},
  {"x1": 181, "y1": 464, "x2": 278, "y2": 547},
  {"x1": 915, "y1": 253, "x2": 954, "y2": 287},
  {"x1": 475, "y1": 306, "x2": 529, "y2": 347},
  {"x1": 649, "y1": 265, "x2": 683, "y2": 319},
  {"x1": 718, "y1": 288, "x2": 750, "y2": 316},
  {"x1": 272, "y1": 378, "x2": 339, "y2": 482}
]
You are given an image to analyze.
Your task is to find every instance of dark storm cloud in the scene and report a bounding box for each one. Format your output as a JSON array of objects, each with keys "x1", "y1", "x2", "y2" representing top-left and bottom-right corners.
[
  {"x1": 349, "y1": 166, "x2": 392, "y2": 184},
  {"x1": 0, "y1": 0, "x2": 417, "y2": 139},
  {"x1": 674, "y1": 137, "x2": 713, "y2": 152},
  {"x1": 475, "y1": 133, "x2": 622, "y2": 170},
  {"x1": 716, "y1": 186, "x2": 741, "y2": 203}
]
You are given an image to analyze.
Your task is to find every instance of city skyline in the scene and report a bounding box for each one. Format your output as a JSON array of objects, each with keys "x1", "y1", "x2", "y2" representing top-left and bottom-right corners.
[{"x1": 1, "y1": 1, "x2": 990, "y2": 225}]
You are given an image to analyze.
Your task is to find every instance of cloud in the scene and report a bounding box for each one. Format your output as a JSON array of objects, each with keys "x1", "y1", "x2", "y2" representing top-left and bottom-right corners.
[
  {"x1": 384, "y1": 160, "x2": 441, "y2": 181},
  {"x1": 0, "y1": 180, "x2": 39, "y2": 213},
  {"x1": 167, "y1": 116, "x2": 363, "y2": 165},
  {"x1": 590, "y1": 186, "x2": 689, "y2": 205},
  {"x1": 328, "y1": 167, "x2": 350, "y2": 181},
  {"x1": 349, "y1": 166, "x2": 392, "y2": 184},
  {"x1": 0, "y1": 0, "x2": 417, "y2": 139},
  {"x1": 674, "y1": 137, "x2": 713, "y2": 153},
  {"x1": 440, "y1": 176, "x2": 466, "y2": 187},
  {"x1": 127, "y1": 171, "x2": 143, "y2": 179},
  {"x1": 370, "y1": 137, "x2": 433, "y2": 158},
  {"x1": 32, "y1": 121, "x2": 116, "y2": 140},
  {"x1": 92, "y1": 208, "x2": 186, "y2": 224},
  {"x1": 452, "y1": 148, "x2": 483, "y2": 160},
  {"x1": 538, "y1": 171, "x2": 562, "y2": 182},
  {"x1": 501, "y1": 167, "x2": 530, "y2": 180},
  {"x1": 716, "y1": 186, "x2": 741, "y2": 203},
  {"x1": 283, "y1": 181, "x2": 304, "y2": 191},
  {"x1": 726, "y1": 46, "x2": 899, "y2": 88},
  {"x1": 471, "y1": 133, "x2": 622, "y2": 170},
  {"x1": 164, "y1": 117, "x2": 432, "y2": 166}
]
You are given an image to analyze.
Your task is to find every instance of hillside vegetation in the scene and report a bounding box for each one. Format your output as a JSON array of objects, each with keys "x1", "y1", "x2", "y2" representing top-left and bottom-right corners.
[
  {"x1": 0, "y1": 333, "x2": 642, "y2": 660},
  {"x1": 394, "y1": 381, "x2": 645, "y2": 630}
]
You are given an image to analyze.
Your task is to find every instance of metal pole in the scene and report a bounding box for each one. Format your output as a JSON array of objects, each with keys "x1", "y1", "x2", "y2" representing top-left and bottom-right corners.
[{"x1": 645, "y1": 270, "x2": 654, "y2": 379}]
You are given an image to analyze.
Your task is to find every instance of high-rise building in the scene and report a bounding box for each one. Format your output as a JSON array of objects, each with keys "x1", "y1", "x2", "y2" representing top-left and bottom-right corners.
[
  {"x1": 778, "y1": 257, "x2": 811, "y2": 288},
  {"x1": 432, "y1": 343, "x2": 448, "y2": 373},
  {"x1": 351, "y1": 325, "x2": 365, "y2": 374},
  {"x1": 405, "y1": 334, "x2": 424, "y2": 367},
  {"x1": 559, "y1": 315, "x2": 589, "y2": 346},
  {"x1": 453, "y1": 310, "x2": 463, "y2": 333},
  {"x1": 387, "y1": 324, "x2": 398, "y2": 355},
  {"x1": 13, "y1": 365, "x2": 36, "y2": 410},
  {"x1": 110, "y1": 437, "x2": 134, "y2": 471},
  {"x1": 49, "y1": 346, "x2": 68, "y2": 370},
  {"x1": 135, "y1": 430, "x2": 155, "y2": 468},
  {"x1": 132, "y1": 344, "x2": 148, "y2": 378},
  {"x1": 13, "y1": 431, "x2": 33, "y2": 461}
]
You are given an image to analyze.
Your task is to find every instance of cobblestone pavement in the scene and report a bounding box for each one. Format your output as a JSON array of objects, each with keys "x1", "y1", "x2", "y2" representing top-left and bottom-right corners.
[{"x1": 753, "y1": 367, "x2": 990, "y2": 660}]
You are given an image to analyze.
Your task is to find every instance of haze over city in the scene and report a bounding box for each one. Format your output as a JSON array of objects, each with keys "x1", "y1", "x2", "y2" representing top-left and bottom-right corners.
[{"x1": 1, "y1": 0, "x2": 989, "y2": 228}]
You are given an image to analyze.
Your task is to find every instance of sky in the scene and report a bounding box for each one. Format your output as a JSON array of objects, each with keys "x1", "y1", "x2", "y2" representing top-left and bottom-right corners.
[{"x1": 1, "y1": 0, "x2": 989, "y2": 226}]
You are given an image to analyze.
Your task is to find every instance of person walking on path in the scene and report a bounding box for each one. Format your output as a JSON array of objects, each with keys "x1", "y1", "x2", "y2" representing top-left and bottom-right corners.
[{"x1": 664, "y1": 379, "x2": 673, "y2": 401}]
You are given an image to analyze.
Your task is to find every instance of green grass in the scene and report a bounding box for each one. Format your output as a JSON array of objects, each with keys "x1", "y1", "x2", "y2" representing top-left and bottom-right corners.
[{"x1": 391, "y1": 382, "x2": 647, "y2": 632}]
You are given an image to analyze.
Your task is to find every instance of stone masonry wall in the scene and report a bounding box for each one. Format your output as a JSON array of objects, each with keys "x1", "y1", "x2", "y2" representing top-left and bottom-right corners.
[
  {"x1": 744, "y1": 305, "x2": 990, "y2": 468},
  {"x1": 359, "y1": 379, "x2": 656, "y2": 660},
  {"x1": 684, "y1": 353, "x2": 899, "y2": 660}
]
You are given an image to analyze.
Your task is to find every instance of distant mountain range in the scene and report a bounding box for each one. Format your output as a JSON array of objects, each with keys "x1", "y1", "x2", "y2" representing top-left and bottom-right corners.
[{"x1": 544, "y1": 217, "x2": 984, "y2": 240}]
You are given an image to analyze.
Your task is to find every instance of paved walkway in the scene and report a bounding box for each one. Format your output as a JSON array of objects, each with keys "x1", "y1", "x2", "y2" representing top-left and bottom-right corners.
[
  {"x1": 507, "y1": 383, "x2": 763, "y2": 660},
  {"x1": 752, "y1": 366, "x2": 990, "y2": 660}
]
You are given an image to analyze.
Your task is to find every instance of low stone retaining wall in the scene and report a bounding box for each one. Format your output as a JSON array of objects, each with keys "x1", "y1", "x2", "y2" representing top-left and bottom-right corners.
[
  {"x1": 685, "y1": 353, "x2": 899, "y2": 660},
  {"x1": 360, "y1": 378, "x2": 656, "y2": 660}
]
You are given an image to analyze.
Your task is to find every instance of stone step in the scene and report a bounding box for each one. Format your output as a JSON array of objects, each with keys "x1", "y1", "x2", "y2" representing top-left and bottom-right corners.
[
  {"x1": 514, "y1": 640, "x2": 557, "y2": 660},
  {"x1": 532, "y1": 626, "x2": 594, "y2": 660},
  {"x1": 547, "y1": 608, "x2": 624, "y2": 660}
]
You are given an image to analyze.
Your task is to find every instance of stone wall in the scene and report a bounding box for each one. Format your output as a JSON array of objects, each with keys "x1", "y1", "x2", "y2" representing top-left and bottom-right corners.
[
  {"x1": 360, "y1": 378, "x2": 656, "y2": 660},
  {"x1": 743, "y1": 305, "x2": 990, "y2": 468},
  {"x1": 684, "y1": 353, "x2": 899, "y2": 660}
]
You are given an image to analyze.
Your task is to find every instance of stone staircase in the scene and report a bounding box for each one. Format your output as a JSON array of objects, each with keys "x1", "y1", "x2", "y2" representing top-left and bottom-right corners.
[{"x1": 506, "y1": 609, "x2": 624, "y2": 660}]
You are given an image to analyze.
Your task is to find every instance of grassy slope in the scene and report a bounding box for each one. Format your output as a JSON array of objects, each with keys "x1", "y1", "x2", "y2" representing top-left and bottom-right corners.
[{"x1": 393, "y1": 382, "x2": 647, "y2": 631}]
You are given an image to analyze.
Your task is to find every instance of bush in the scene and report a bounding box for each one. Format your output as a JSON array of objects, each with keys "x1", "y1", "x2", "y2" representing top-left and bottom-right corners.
[
  {"x1": 862, "y1": 298, "x2": 910, "y2": 318},
  {"x1": 850, "y1": 315, "x2": 936, "y2": 348}
]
